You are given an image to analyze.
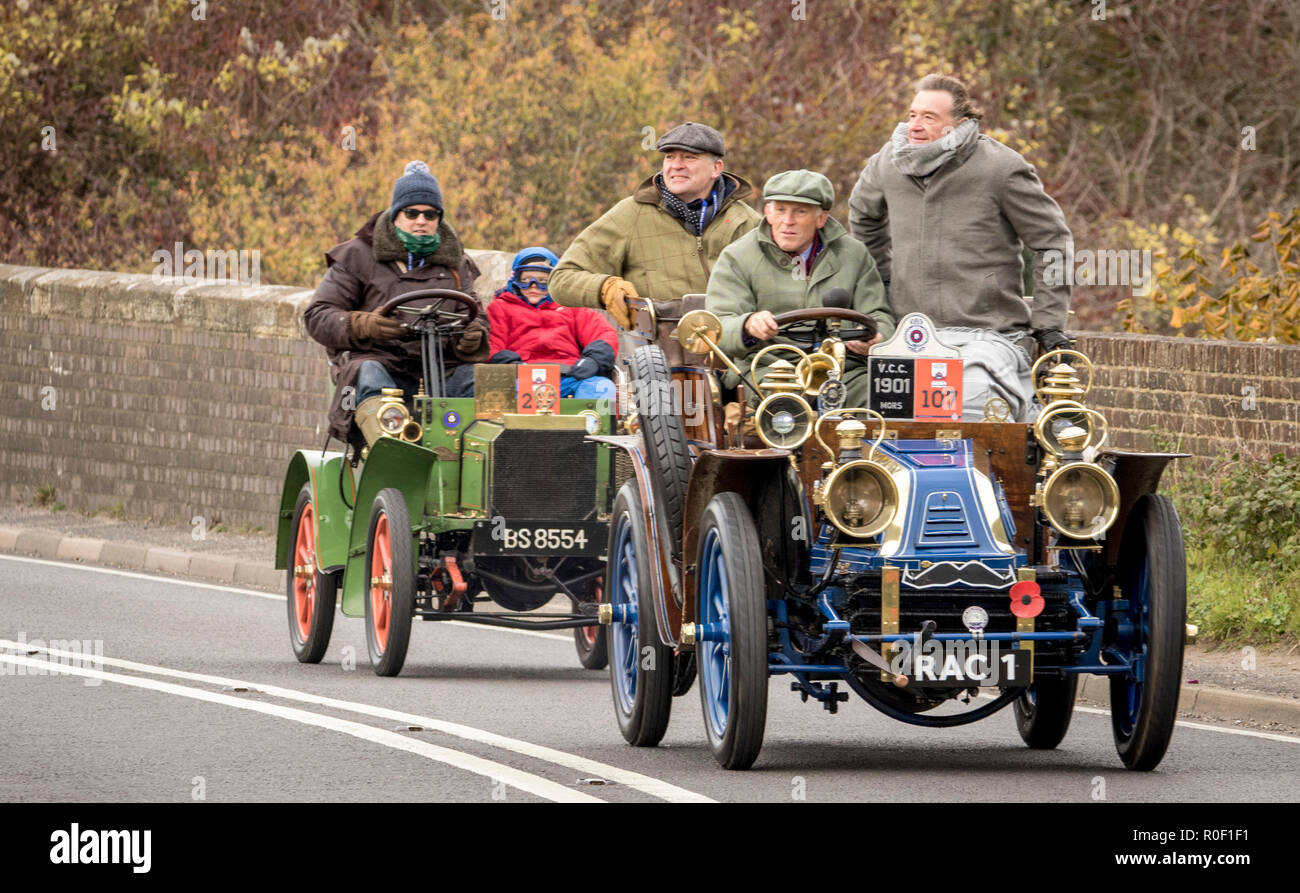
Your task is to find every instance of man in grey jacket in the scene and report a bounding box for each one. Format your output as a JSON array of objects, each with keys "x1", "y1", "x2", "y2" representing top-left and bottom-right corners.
[{"x1": 849, "y1": 74, "x2": 1072, "y2": 421}]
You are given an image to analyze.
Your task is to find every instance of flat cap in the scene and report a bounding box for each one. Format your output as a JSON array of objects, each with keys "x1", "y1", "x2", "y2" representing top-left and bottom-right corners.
[
  {"x1": 763, "y1": 169, "x2": 834, "y2": 210},
  {"x1": 656, "y1": 122, "x2": 725, "y2": 157}
]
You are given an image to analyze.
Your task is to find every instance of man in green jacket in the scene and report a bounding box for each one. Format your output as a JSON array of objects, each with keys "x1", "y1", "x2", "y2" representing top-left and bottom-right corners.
[
  {"x1": 550, "y1": 122, "x2": 762, "y2": 328},
  {"x1": 707, "y1": 169, "x2": 896, "y2": 406},
  {"x1": 848, "y1": 74, "x2": 1072, "y2": 421}
]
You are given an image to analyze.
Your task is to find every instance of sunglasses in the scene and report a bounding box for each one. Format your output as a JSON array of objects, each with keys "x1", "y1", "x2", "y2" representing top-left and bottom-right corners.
[
  {"x1": 401, "y1": 208, "x2": 441, "y2": 221},
  {"x1": 516, "y1": 277, "x2": 550, "y2": 290}
]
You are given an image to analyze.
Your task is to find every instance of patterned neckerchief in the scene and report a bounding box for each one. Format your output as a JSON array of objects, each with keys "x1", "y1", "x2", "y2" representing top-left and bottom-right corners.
[{"x1": 656, "y1": 175, "x2": 724, "y2": 235}]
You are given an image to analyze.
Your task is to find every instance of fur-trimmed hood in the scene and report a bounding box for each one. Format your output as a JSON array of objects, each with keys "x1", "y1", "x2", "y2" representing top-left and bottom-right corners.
[{"x1": 354, "y1": 210, "x2": 469, "y2": 268}]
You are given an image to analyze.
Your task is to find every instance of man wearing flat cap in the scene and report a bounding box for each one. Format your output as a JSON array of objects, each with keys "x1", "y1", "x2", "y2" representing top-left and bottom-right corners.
[
  {"x1": 707, "y1": 169, "x2": 895, "y2": 406},
  {"x1": 550, "y1": 121, "x2": 762, "y2": 328}
]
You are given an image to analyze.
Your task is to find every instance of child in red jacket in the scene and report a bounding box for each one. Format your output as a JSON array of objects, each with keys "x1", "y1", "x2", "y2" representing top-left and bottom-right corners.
[{"x1": 488, "y1": 247, "x2": 617, "y2": 400}]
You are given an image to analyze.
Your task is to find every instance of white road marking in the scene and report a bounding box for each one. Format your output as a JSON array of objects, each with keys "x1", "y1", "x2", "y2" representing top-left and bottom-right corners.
[
  {"x1": 0, "y1": 651, "x2": 602, "y2": 804},
  {"x1": 0, "y1": 554, "x2": 280, "y2": 600},
  {"x1": 975, "y1": 691, "x2": 1300, "y2": 745},
  {"x1": 0, "y1": 555, "x2": 573, "y2": 639},
  {"x1": 442, "y1": 620, "x2": 569, "y2": 642},
  {"x1": 2, "y1": 639, "x2": 716, "y2": 803},
  {"x1": 1073, "y1": 704, "x2": 1300, "y2": 745}
]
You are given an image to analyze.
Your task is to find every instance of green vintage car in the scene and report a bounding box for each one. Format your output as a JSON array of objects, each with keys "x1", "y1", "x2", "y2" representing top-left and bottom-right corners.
[{"x1": 275, "y1": 288, "x2": 617, "y2": 676}]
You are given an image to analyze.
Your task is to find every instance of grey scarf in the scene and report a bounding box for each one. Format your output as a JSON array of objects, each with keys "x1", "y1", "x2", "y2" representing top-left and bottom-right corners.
[{"x1": 890, "y1": 118, "x2": 979, "y2": 177}]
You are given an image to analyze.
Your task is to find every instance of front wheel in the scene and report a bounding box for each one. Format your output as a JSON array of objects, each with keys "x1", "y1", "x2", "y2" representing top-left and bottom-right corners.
[
  {"x1": 1109, "y1": 494, "x2": 1186, "y2": 770},
  {"x1": 607, "y1": 482, "x2": 673, "y2": 746},
  {"x1": 696, "y1": 492, "x2": 769, "y2": 769},
  {"x1": 364, "y1": 488, "x2": 416, "y2": 677},
  {"x1": 286, "y1": 483, "x2": 337, "y2": 663},
  {"x1": 1013, "y1": 674, "x2": 1078, "y2": 749}
]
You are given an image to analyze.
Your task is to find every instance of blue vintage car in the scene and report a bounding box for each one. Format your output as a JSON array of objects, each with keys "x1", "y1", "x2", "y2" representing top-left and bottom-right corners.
[{"x1": 597, "y1": 300, "x2": 1188, "y2": 770}]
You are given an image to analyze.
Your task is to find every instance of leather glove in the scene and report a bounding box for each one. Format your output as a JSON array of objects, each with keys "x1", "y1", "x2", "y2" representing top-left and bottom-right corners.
[
  {"x1": 456, "y1": 319, "x2": 487, "y2": 354},
  {"x1": 489, "y1": 349, "x2": 522, "y2": 364},
  {"x1": 1034, "y1": 327, "x2": 1073, "y2": 353},
  {"x1": 599, "y1": 276, "x2": 636, "y2": 329},
  {"x1": 568, "y1": 357, "x2": 598, "y2": 380},
  {"x1": 349, "y1": 310, "x2": 404, "y2": 344}
]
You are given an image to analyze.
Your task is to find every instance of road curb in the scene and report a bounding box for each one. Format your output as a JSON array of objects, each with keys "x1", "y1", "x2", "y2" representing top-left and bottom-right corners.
[
  {"x1": 0, "y1": 525, "x2": 280, "y2": 593},
  {"x1": 2, "y1": 524, "x2": 1298, "y2": 730}
]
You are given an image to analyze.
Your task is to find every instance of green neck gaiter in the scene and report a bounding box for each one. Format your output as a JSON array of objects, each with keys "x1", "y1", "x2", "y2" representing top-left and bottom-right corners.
[{"x1": 396, "y1": 227, "x2": 442, "y2": 258}]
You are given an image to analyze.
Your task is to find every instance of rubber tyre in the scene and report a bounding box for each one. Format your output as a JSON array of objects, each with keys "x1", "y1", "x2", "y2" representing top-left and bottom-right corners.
[
  {"x1": 573, "y1": 576, "x2": 609, "y2": 670},
  {"x1": 607, "y1": 482, "x2": 673, "y2": 746},
  {"x1": 672, "y1": 650, "x2": 697, "y2": 697},
  {"x1": 697, "y1": 492, "x2": 769, "y2": 770},
  {"x1": 1109, "y1": 494, "x2": 1186, "y2": 770},
  {"x1": 363, "y1": 488, "x2": 416, "y2": 677},
  {"x1": 286, "y1": 483, "x2": 337, "y2": 663},
  {"x1": 1013, "y1": 674, "x2": 1079, "y2": 749},
  {"x1": 629, "y1": 345, "x2": 691, "y2": 559}
]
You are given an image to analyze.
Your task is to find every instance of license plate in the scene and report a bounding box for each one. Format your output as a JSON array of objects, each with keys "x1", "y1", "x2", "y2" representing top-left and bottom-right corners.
[
  {"x1": 868, "y1": 357, "x2": 964, "y2": 421},
  {"x1": 471, "y1": 520, "x2": 605, "y2": 557},
  {"x1": 890, "y1": 641, "x2": 1031, "y2": 688}
]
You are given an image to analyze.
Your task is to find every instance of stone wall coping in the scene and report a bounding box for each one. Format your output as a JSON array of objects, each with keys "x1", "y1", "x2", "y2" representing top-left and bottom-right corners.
[{"x1": 0, "y1": 252, "x2": 514, "y2": 339}]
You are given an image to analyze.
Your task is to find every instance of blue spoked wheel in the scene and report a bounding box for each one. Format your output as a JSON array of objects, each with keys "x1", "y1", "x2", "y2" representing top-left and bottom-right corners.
[
  {"x1": 1013, "y1": 673, "x2": 1078, "y2": 749},
  {"x1": 1109, "y1": 494, "x2": 1186, "y2": 770},
  {"x1": 607, "y1": 482, "x2": 673, "y2": 746},
  {"x1": 696, "y1": 492, "x2": 768, "y2": 770}
]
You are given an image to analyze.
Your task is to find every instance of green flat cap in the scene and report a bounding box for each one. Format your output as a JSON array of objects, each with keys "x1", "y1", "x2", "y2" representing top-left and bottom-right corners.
[{"x1": 763, "y1": 169, "x2": 834, "y2": 210}]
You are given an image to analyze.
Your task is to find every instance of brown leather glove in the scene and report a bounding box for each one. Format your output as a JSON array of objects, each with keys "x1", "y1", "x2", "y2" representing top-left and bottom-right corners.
[
  {"x1": 599, "y1": 276, "x2": 637, "y2": 329},
  {"x1": 455, "y1": 318, "x2": 487, "y2": 355},
  {"x1": 349, "y1": 310, "x2": 404, "y2": 344}
]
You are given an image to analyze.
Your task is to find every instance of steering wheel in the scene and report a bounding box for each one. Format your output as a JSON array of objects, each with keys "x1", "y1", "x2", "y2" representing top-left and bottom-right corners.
[
  {"x1": 377, "y1": 288, "x2": 480, "y2": 334},
  {"x1": 769, "y1": 306, "x2": 877, "y2": 348}
]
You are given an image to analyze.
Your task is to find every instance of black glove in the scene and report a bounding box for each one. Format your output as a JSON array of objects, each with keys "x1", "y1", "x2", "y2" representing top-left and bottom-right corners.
[
  {"x1": 1034, "y1": 327, "x2": 1073, "y2": 353},
  {"x1": 577, "y1": 340, "x2": 615, "y2": 377},
  {"x1": 489, "y1": 349, "x2": 522, "y2": 364},
  {"x1": 567, "y1": 357, "x2": 598, "y2": 380}
]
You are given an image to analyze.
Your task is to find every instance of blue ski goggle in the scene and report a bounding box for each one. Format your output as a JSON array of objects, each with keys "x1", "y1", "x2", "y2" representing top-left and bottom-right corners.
[{"x1": 513, "y1": 276, "x2": 550, "y2": 292}]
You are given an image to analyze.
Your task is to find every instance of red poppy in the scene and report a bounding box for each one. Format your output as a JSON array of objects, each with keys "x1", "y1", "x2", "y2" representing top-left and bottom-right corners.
[{"x1": 1009, "y1": 580, "x2": 1044, "y2": 618}]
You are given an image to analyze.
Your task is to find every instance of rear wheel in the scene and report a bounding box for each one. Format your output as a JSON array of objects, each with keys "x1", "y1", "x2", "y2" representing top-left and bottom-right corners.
[
  {"x1": 286, "y1": 483, "x2": 337, "y2": 663},
  {"x1": 364, "y1": 488, "x2": 415, "y2": 677},
  {"x1": 1109, "y1": 494, "x2": 1186, "y2": 770},
  {"x1": 672, "y1": 650, "x2": 697, "y2": 697},
  {"x1": 629, "y1": 345, "x2": 691, "y2": 562},
  {"x1": 573, "y1": 576, "x2": 608, "y2": 670},
  {"x1": 607, "y1": 482, "x2": 673, "y2": 746},
  {"x1": 1013, "y1": 674, "x2": 1078, "y2": 749},
  {"x1": 697, "y1": 492, "x2": 769, "y2": 770}
]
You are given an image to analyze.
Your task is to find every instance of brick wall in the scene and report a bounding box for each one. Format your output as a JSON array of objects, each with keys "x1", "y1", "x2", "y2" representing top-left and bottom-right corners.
[
  {"x1": 1075, "y1": 333, "x2": 1300, "y2": 461},
  {"x1": 0, "y1": 258, "x2": 509, "y2": 529},
  {"x1": 2, "y1": 263, "x2": 1296, "y2": 529}
]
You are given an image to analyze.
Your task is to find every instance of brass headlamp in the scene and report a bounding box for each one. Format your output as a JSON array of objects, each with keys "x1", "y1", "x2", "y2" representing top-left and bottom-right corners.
[
  {"x1": 1037, "y1": 461, "x2": 1120, "y2": 539},
  {"x1": 377, "y1": 389, "x2": 423, "y2": 442},
  {"x1": 822, "y1": 459, "x2": 898, "y2": 538}
]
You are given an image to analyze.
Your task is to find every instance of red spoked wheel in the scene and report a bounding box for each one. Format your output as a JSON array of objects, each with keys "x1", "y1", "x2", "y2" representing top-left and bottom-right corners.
[
  {"x1": 573, "y1": 576, "x2": 609, "y2": 670},
  {"x1": 286, "y1": 483, "x2": 337, "y2": 663},
  {"x1": 364, "y1": 488, "x2": 415, "y2": 677}
]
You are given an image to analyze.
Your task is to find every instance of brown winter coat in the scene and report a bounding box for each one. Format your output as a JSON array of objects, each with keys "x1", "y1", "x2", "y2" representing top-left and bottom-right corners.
[{"x1": 304, "y1": 210, "x2": 485, "y2": 441}]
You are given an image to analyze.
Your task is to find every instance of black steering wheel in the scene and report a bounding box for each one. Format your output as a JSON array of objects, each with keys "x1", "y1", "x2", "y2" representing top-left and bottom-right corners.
[
  {"x1": 377, "y1": 288, "x2": 480, "y2": 334},
  {"x1": 770, "y1": 306, "x2": 877, "y2": 348}
]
